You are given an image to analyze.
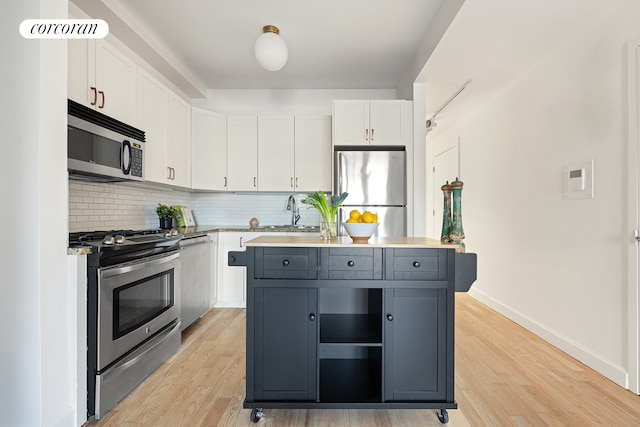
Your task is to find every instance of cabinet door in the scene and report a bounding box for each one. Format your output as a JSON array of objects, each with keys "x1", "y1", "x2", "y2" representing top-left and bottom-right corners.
[
  {"x1": 384, "y1": 288, "x2": 448, "y2": 401},
  {"x1": 68, "y1": 38, "x2": 93, "y2": 107},
  {"x1": 192, "y1": 108, "x2": 227, "y2": 191},
  {"x1": 94, "y1": 39, "x2": 137, "y2": 125},
  {"x1": 216, "y1": 232, "x2": 265, "y2": 308},
  {"x1": 227, "y1": 116, "x2": 258, "y2": 191},
  {"x1": 294, "y1": 116, "x2": 332, "y2": 191},
  {"x1": 369, "y1": 100, "x2": 410, "y2": 146},
  {"x1": 253, "y1": 287, "x2": 317, "y2": 401},
  {"x1": 258, "y1": 116, "x2": 294, "y2": 191},
  {"x1": 168, "y1": 94, "x2": 191, "y2": 188},
  {"x1": 332, "y1": 100, "x2": 369, "y2": 146},
  {"x1": 138, "y1": 71, "x2": 169, "y2": 184},
  {"x1": 217, "y1": 232, "x2": 247, "y2": 307}
]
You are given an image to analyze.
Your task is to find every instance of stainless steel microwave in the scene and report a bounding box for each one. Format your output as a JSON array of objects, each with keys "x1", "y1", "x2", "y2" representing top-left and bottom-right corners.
[{"x1": 68, "y1": 99, "x2": 145, "y2": 182}]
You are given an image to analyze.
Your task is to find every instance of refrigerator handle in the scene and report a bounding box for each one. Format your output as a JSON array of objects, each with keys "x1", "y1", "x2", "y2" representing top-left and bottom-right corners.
[{"x1": 338, "y1": 152, "x2": 344, "y2": 194}]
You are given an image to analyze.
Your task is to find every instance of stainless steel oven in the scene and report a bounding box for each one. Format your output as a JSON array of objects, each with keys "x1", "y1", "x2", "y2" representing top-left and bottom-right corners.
[
  {"x1": 97, "y1": 251, "x2": 180, "y2": 370},
  {"x1": 71, "y1": 229, "x2": 183, "y2": 419}
]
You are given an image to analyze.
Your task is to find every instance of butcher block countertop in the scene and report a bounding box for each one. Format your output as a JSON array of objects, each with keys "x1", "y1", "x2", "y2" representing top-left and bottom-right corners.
[{"x1": 245, "y1": 234, "x2": 459, "y2": 249}]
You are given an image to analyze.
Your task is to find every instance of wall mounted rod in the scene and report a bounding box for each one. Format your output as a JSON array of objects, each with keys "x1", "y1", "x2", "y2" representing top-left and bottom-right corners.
[{"x1": 431, "y1": 79, "x2": 473, "y2": 119}]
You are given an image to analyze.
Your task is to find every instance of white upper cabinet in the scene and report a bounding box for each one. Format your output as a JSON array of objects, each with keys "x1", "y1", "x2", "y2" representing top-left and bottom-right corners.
[
  {"x1": 138, "y1": 70, "x2": 168, "y2": 184},
  {"x1": 332, "y1": 100, "x2": 412, "y2": 146},
  {"x1": 68, "y1": 39, "x2": 137, "y2": 125},
  {"x1": 192, "y1": 107, "x2": 227, "y2": 191},
  {"x1": 138, "y1": 69, "x2": 191, "y2": 188},
  {"x1": 294, "y1": 115, "x2": 332, "y2": 192},
  {"x1": 168, "y1": 94, "x2": 191, "y2": 188},
  {"x1": 258, "y1": 116, "x2": 295, "y2": 192},
  {"x1": 227, "y1": 116, "x2": 258, "y2": 191}
]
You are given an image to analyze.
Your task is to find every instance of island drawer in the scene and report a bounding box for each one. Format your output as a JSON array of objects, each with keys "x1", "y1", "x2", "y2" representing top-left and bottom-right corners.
[
  {"x1": 254, "y1": 247, "x2": 318, "y2": 279},
  {"x1": 385, "y1": 248, "x2": 448, "y2": 281},
  {"x1": 320, "y1": 248, "x2": 382, "y2": 280}
]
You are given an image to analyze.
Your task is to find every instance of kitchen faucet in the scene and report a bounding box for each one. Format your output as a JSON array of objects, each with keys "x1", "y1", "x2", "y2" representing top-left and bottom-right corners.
[{"x1": 287, "y1": 195, "x2": 300, "y2": 226}]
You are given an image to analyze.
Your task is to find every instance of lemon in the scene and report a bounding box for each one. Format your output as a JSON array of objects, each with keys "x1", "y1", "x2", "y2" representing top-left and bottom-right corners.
[
  {"x1": 362, "y1": 211, "x2": 376, "y2": 223},
  {"x1": 346, "y1": 218, "x2": 358, "y2": 223},
  {"x1": 349, "y1": 209, "x2": 361, "y2": 220}
]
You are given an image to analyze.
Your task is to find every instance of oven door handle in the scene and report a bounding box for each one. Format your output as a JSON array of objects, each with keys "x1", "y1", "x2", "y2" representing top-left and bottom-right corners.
[
  {"x1": 97, "y1": 320, "x2": 181, "y2": 377},
  {"x1": 100, "y1": 250, "x2": 180, "y2": 279}
]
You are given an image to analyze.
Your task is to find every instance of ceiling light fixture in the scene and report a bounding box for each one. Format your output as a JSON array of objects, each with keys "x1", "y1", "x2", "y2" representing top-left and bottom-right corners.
[{"x1": 254, "y1": 25, "x2": 288, "y2": 71}]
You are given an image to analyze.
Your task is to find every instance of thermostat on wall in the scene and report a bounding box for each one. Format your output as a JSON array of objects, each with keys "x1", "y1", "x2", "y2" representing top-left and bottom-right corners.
[{"x1": 563, "y1": 159, "x2": 594, "y2": 199}]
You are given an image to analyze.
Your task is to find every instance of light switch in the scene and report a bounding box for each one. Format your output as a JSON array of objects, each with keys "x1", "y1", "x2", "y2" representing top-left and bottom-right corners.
[{"x1": 563, "y1": 159, "x2": 594, "y2": 199}]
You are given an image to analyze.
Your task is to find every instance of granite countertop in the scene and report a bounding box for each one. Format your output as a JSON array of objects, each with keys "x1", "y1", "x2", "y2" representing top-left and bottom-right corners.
[
  {"x1": 67, "y1": 224, "x2": 321, "y2": 254},
  {"x1": 244, "y1": 234, "x2": 459, "y2": 249},
  {"x1": 179, "y1": 224, "x2": 320, "y2": 238}
]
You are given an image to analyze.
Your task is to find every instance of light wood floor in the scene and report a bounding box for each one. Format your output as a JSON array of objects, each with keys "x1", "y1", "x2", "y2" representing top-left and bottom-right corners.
[{"x1": 86, "y1": 294, "x2": 640, "y2": 426}]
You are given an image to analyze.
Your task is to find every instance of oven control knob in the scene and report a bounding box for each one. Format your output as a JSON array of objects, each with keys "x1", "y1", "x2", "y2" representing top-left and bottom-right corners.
[
  {"x1": 103, "y1": 235, "x2": 115, "y2": 245},
  {"x1": 114, "y1": 234, "x2": 125, "y2": 244}
]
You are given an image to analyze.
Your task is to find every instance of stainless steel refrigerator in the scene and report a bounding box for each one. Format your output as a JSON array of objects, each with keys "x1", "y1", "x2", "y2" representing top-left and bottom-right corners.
[{"x1": 334, "y1": 146, "x2": 407, "y2": 237}]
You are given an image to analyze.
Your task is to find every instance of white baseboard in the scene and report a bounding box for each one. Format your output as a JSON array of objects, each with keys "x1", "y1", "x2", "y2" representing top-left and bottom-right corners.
[
  {"x1": 213, "y1": 300, "x2": 246, "y2": 309},
  {"x1": 467, "y1": 288, "x2": 629, "y2": 390}
]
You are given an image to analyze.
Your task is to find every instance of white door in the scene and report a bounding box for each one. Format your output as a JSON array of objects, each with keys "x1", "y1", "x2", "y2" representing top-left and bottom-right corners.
[
  {"x1": 432, "y1": 143, "x2": 459, "y2": 240},
  {"x1": 332, "y1": 100, "x2": 369, "y2": 145},
  {"x1": 294, "y1": 115, "x2": 332, "y2": 192},
  {"x1": 258, "y1": 116, "x2": 294, "y2": 191},
  {"x1": 227, "y1": 116, "x2": 258, "y2": 191}
]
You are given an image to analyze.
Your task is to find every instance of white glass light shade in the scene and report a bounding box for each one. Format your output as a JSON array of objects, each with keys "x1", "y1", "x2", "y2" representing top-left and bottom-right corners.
[{"x1": 254, "y1": 28, "x2": 288, "y2": 71}]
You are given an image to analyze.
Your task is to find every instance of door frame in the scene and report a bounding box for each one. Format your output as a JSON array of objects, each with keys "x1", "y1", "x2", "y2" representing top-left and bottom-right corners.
[
  {"x1": 427, "y1": 137, "x2": 460, "y2": 238},
  {"x1": 627, "y1": 41, "x2": 639, "y2": 395}
]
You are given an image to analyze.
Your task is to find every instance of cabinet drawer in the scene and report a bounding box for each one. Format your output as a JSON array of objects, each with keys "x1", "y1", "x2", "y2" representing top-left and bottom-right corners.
[
  {"x1": 321, "y1": 248, "x2": 382, "y2": 280},
  {"x1": 385, "y1": 249, "x2": 448, "y2": 281},
  {"x1": 254, "y1": 247, "x2": 317, "y2": 279}
]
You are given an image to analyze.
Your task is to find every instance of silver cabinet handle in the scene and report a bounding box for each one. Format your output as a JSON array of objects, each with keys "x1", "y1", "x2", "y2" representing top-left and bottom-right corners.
[
  {"x1": 224, "y1": 176, "x2": 227, "y2": 187},
  {"x1": 371, "y1": 128, "x2": 374, "y2": 141},
  {"x1": 365, "y1": 128, "x2": 369, "y2": 141},
  {"x1": 253, "y1": 177, "x2": 257, "y2": 187},
  {"x1": 240, "y1": 236, "x2": 244, "y2": 247}
]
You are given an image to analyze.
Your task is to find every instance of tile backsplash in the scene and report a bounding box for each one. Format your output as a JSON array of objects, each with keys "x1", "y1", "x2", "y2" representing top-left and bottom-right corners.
[{"x1": 69, "y1": 179, "x2": 322, "y2": 232}]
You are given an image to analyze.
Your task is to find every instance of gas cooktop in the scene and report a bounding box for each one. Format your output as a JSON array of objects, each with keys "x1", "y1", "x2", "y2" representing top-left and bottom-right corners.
[{"x1": 69, "y1": 228, "x2": 181, "y2": 249}]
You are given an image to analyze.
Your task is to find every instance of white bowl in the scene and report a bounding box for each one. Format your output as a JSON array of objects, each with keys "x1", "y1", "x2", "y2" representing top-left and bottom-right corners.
[{"x1": 342, "y1": 222, "x2": 379, "y2": 243}]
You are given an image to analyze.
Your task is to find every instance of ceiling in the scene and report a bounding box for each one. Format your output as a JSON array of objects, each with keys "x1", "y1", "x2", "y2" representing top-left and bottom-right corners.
[
  {"x1": 71, "y1": 0, "x2": 628, "y2": 127},
  {"x1": 74, "y1": 0, "x2": 452, "y2": 93}
]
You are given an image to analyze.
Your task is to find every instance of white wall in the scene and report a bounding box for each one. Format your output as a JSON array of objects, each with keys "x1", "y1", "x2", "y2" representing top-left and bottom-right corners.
[
  {"x1": 1, "y1": 0, "x2": 74, "y2": 426},
  {"x1": 426, "y1": 1, "x2": 640, "y2": 388}
]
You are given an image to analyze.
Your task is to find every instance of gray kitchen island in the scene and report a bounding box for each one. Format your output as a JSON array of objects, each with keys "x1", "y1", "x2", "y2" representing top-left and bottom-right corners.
[{"x1": 229, "y1": 235, "x2": 477, "y2": 424}]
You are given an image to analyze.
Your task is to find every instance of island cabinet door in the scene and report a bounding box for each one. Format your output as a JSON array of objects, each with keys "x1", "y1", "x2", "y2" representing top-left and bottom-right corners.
[
  {"x1": 253, "y1": 287, "x2": 318, "y2": 401},
  {"x1": 383, "y1": 288, "x2": 449, "y2": 401}
]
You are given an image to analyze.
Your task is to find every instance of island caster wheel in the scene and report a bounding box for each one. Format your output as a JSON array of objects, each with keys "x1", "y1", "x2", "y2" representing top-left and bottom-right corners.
[
  {"x1": 250, "y1": 408, "x2": 264, "y2": 423},
  {"x1": 437, "y1": 408, "x2": 449, "y2": 424}
]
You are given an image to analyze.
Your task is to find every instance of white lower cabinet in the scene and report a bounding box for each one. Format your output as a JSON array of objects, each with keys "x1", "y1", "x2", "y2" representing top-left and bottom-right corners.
[{"x1": 216, "y1": 232, "x2": 266, "y2": 308}]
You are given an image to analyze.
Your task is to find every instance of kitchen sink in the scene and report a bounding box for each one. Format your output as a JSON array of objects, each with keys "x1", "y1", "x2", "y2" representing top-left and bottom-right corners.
[{"x1": 258, "y1": 225, "x2": 319, "y2": 230}]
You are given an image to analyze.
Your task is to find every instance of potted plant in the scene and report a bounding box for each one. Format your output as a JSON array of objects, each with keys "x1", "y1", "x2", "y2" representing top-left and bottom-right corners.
[
  {"x1": 302, "y1": 191, "x2": 348, "y2": 239},
  {"x1": 155, "y1": 204, "x2": 179, "y2": 229}
]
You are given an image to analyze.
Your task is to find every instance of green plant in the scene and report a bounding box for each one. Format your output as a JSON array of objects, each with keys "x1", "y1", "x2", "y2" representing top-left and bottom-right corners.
[
  {"x1": 302, "y1": 191, "x2": 348, "y2": 225},
  {"x1": 155, "y1": 204, "x2": 179, "y2": 219}
]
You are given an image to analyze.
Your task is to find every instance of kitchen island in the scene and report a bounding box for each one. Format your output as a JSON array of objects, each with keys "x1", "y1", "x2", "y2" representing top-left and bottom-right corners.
[{"x1": 229, "y1": 235, "x2": 477, "y2": 424}]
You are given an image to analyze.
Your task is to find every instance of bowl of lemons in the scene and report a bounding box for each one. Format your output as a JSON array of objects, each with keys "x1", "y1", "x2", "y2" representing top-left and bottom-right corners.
[{"x1": 343, "y1": 209, "x2": 379, "y2": 243}]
